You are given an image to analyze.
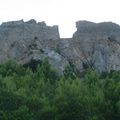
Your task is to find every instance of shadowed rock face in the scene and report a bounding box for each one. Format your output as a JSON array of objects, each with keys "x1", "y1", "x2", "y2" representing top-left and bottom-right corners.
[{"x1": 1, "y1": 19, "x2": 120, "y2": 73}]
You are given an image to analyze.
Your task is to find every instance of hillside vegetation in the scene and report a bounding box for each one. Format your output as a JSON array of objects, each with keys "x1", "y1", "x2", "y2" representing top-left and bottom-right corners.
[{"x1": 0, "y1": 60, "x2": 120, "y2": 120}]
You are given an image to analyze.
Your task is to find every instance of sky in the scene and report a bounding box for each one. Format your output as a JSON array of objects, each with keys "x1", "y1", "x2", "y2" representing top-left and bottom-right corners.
[{"x1": 0, "y1": 0, "x2": 120, "y2": 38}]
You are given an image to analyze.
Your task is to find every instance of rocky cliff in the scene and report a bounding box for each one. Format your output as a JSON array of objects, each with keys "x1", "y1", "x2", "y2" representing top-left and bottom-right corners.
[
  {"x1": 0, "y1": 19, "x2": 67, "y2": 73},
  {"x1": 1, "y1": 19, "x2": 120, "y2": 73},
  {"x1": 72, "y1": 21, "x2": 120, "y2": 72}
]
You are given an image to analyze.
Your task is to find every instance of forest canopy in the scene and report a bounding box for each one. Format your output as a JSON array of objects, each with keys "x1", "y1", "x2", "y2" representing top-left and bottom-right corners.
[{"x1": 0, "y1": 60, "x2": 120, "y2": 120}]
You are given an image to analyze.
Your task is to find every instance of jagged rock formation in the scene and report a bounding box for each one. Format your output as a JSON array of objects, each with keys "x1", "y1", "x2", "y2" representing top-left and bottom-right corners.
[
  {"x1": 0, "y1": 19, "x2": 68, "y2": 73},
  {"x1": 72, "y1": 21, "x2": 120, "y2": 72},
  {"x1": 1, "y1": 19, "x2": 120, "y2": 73}
]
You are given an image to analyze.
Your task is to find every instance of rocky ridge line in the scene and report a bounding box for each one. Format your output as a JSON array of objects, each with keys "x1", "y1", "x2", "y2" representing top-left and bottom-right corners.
[{"x1": 1, "y1": 19, "x2": 120, "y2": 73}]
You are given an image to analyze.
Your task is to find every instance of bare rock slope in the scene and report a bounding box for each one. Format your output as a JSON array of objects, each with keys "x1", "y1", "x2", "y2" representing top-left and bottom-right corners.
[{"x1": 1, "y1": 19, "x2": 120, "y2": 73}]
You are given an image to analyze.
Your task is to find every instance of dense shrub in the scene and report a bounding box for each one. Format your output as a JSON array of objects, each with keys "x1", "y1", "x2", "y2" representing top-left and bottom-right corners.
[{"x1": 0, "y1": 60, "x2": 120, "y2": 120}]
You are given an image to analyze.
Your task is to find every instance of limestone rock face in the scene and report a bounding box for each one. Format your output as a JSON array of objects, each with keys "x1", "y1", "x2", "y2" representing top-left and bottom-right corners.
[
  {"x1": 72, "y1": 21, "x2": 120, "y2": 72},
  {"x1": 1, "y1": 19, "x2": 120, "y2": 73},
  {"x1": 0, "y1": 19, "x2": 68, "y2": 73}
]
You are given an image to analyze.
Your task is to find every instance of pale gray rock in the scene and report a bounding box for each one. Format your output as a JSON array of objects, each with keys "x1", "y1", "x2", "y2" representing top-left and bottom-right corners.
[
  {"x1": 0, "y1": 19, "x2": 68, "y2": 73},
  {"x1": 1, "y1": 19, "x2": 120, "y2": 73},
  {"x1": 72, "y1": 21, "x2": 120, "y2": 72}
]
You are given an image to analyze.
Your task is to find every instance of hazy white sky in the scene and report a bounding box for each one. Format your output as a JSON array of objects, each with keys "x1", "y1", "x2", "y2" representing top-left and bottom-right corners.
[{"x1": 0, "y1": 0, "x2": 120, "y2": 37}]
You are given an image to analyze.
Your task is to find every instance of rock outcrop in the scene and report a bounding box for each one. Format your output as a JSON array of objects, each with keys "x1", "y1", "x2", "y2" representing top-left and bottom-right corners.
[
  {"x1": 0, "y1": 19, "x2": 68, "y2": 73},
  {"x1": 1, "y1": 19, "x2": 120, "y2": 73},
  {"x1": 72, "y1": 21, "x2": 120, "y2": 72}
]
